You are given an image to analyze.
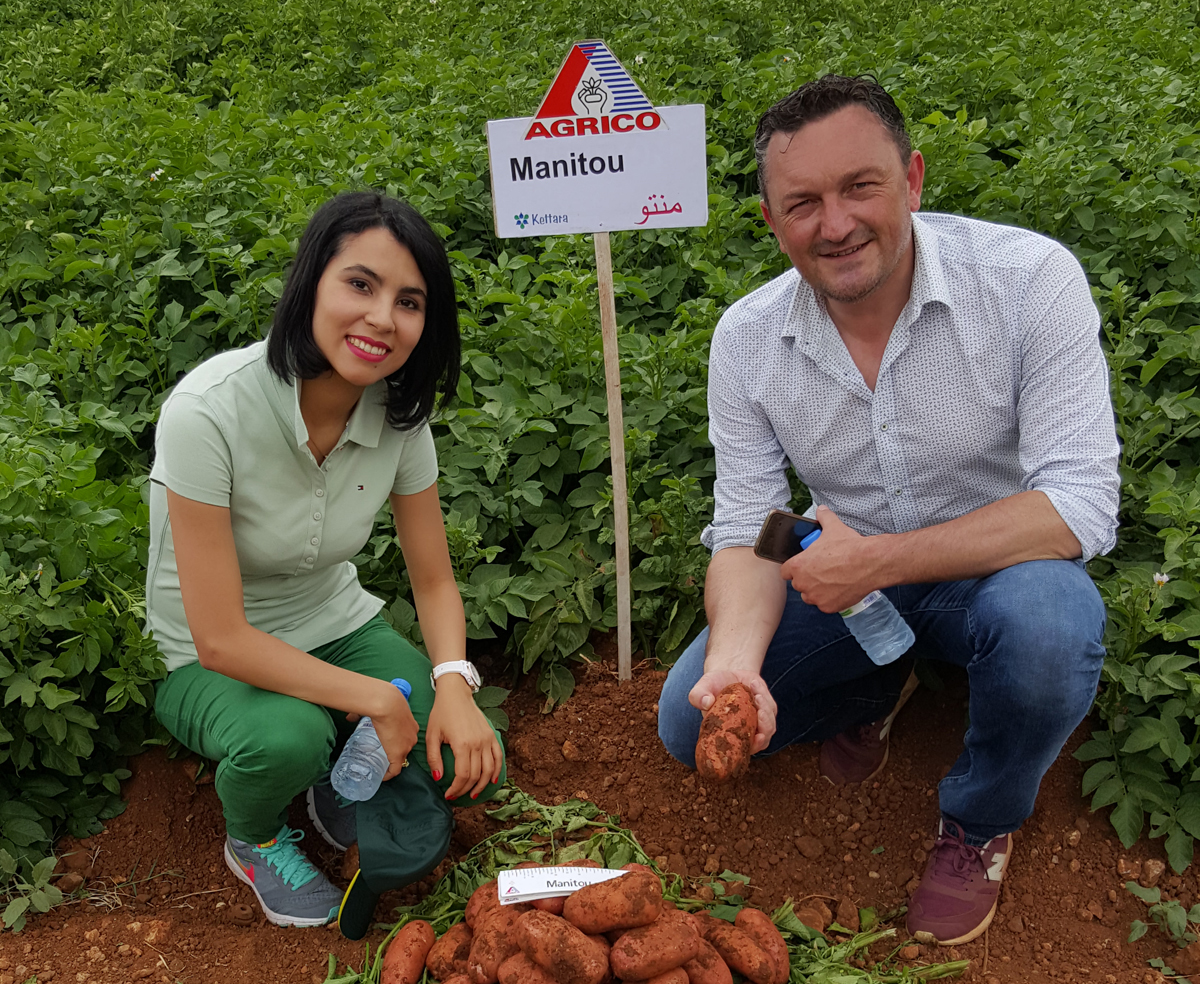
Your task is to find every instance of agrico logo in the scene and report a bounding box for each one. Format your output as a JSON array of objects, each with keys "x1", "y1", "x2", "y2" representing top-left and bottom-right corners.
[{"x1": 524, "y1": 40, "x2": 663, "y2": 140}]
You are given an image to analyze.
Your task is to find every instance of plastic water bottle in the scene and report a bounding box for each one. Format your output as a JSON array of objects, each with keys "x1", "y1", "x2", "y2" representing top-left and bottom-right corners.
[
  {"x1": 839, "y1": 591, "x2": 915, "y2": 665},
  {"x1": 331, "y1": 678, "x2": 412, "y2": 802},
  {"x1": 798, "y1": 528, "x2": 915, "y2": 665}
]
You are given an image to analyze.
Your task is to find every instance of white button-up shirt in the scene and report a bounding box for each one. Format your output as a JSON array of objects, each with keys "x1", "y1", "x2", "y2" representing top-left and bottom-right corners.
[{"x1": 702, "y1": 212, "x2": 1120, "y2": 562}]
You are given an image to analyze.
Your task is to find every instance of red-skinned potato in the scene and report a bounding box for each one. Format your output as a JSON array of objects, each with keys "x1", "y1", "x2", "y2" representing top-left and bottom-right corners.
[
  {"x1": 609, "y1": 907, "x2": 700, "y2": 980},
  {"x1": 467, "y1": 907, "x2": 525, "y2": 984},
  {"x1": 562, "y1": 870, "x2": 662, "y2": 934},
  {"x1": 426, "y1": 921, "x2": 473, "y2": 979},
  {"x1": 735, "y1": 908, "x2": 790, "y2": 984},
  {"x1": 642, "y1": 970, "x2": 689, "y2": 984},
  {"x1": 381, "y1": 920, "x2": 436, "y2": 984},
  {"x1": 695, "y1": 683, "x2": 757, "y2": 782},
  {"x1": 531, "y1": 859, "x2": 603, "y2": 914},
  {"x1": 701, "y1": 921, "x2": 776, "y2": 984},
  {"x1": 439, "y1": 976, "x2": 473, "y2": 984},
  {"x1": 516, "y1": 910, "x2": 609, "y2": 984},
  {"x1": 683, "y1": 937, "x2": 734, "y2": 984},
  {"x1": 465, "y1": 880, "x2": 499, "y2": 929},
  {"x1": 497, "y1": 953, "x2": 559, "y2": 984},
  {"x1": 689, "y1": 911, "x2": 729, "y2": 937}
]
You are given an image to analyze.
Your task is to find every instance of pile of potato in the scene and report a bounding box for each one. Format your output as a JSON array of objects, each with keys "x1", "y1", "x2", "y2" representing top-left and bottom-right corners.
[{"x1": 379, "y1": 862, "x2": 790, "y2": 984}]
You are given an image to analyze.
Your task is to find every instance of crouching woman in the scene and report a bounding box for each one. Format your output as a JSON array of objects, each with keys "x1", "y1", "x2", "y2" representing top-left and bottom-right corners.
[{"x1": 145, "y1": 191, "x2": 504, "y2": 927}]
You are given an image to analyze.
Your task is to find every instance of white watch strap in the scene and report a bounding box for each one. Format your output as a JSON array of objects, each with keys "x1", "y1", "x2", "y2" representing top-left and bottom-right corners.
[{"x1": 431, "y1": 660, "x2": 480, "y2": 692}]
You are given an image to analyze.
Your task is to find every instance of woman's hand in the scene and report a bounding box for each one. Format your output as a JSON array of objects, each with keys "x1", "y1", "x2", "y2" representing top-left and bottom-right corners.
[
  {"x1": 366, "y1": 684, "x2": 421, "y2": 782},
  {"x1": 426, "y1": 676, "x2": 503, "y2": 800}
]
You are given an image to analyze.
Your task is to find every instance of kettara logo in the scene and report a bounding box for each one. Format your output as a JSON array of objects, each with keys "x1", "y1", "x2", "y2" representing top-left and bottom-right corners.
[{"x1": 524, "y1": 40, "x2": 663, "y2": 140}]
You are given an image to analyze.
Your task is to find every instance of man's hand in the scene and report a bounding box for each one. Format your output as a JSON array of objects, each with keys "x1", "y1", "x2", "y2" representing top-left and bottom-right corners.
[
  {"x1": 780, "y1": 506, "x2": 880, "y2": 612},
  {"x1": 689, "y1": 669, "x2": 777, "y2": 753}
]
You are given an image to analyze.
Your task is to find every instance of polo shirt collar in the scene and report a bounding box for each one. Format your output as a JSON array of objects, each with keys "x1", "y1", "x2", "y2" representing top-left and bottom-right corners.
[
  {"x1": 281, "y1": 375, "x2": 389, "y2": 451},
  {"x1": 781, "y1": 211, "x2": 953, "y2": 342},
  {"x1": 345, "y1": 382, "x2": 388, "y2": 449}
]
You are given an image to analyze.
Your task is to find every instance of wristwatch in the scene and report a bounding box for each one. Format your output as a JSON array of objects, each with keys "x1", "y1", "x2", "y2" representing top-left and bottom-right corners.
[{"x1": 431, "y1": 660, "x2": 482, "y2": 693}]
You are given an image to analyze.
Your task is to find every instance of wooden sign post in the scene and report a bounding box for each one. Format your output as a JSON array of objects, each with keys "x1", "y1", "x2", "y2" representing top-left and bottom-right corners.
[
  {"x1": 486, "y1": 40, "x2": 708, "y2": 681},
  {"x1": 592, "y1": 231, "x2": 632, "y2": 679}
]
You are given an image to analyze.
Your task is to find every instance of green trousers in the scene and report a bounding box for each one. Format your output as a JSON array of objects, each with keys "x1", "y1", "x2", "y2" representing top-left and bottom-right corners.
[{"x1": 154, "y1": 615, "x2": 506, "y2": 843}]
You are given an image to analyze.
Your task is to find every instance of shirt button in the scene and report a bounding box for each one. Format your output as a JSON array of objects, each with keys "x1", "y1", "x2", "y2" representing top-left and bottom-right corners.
[
  {"x1": 311, "y1": 536, "x2": 320, "y2": 545},
  {"x1": 315, "y1": 489, "x2": 324, "y2": 497},
  {"x1": 880, "y1": 423, "x2": 888, "y2": 431},
  {"x1": 894, "y1": 489, "x2": 902, "y2": 495},
  {"x1": 305, "y1": 556, "x2": 314, "y2": 564},
  {"x1": 313, "y1": 512, "x2": 322, "y2": 521}
]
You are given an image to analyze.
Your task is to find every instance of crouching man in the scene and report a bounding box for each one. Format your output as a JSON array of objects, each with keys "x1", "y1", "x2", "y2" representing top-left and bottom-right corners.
[{"x1": 658, "y1": 74, "x2": 1118, "y2": 945}]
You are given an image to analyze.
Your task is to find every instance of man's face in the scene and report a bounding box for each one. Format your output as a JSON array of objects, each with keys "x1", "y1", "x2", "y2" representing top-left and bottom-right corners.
[{"x1": 760, "y1": 104, "x2": 924, "y2": 305}]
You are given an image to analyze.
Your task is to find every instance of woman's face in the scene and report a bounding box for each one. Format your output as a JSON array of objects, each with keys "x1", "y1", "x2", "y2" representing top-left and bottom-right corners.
[{"x1": 310, "y1": 226, "x2": 427, "y2": 388}]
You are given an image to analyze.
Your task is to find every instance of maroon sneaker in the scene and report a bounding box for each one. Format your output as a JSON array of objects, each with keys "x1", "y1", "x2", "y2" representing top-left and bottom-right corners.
[
  {"x1": 818, "y1": 668, "x2": 918, "y2": 784},
  {"x1": 907, "y1": 819, "x2": 1012, "y2": 945}
]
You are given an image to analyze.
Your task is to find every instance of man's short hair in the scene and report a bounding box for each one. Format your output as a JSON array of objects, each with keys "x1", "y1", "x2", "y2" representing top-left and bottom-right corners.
[{"x1": 755, "y1": 74, "x2": 912, "y2": 200}]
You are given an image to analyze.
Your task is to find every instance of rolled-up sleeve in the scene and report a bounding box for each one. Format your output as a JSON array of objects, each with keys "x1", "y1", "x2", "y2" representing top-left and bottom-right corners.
[
  {"x1": 701, "y1": 316, "x2": 794, "y2": 554},
  {"x1": 1016, "y1": 247, "x2": 1120, "y2": 560}
]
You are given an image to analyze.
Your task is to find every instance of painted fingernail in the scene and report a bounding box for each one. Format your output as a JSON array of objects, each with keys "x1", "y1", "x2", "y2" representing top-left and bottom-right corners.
[
  {"x1": 433, "y1": 770, "x2": 442, "y2": 781},
  {"x1": 471, "y1": 792, "x2": 479, "y2": 800}
]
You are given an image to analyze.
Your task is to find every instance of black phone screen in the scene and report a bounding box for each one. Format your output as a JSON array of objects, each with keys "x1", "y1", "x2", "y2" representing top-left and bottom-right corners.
[{"x1": 753, "y1": 510, "x2": 821, "y2": 563}]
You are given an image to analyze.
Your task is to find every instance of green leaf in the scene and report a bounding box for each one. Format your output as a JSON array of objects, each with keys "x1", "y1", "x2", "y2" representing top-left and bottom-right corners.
[
  {"x1": 1166, "y1": 825, "x2": 1195, "y2": 873},
  {"x1": 38, "y1": 683, "x2": 79, "y2": 711},
  {"x1": 522, "y1": 614, "x2": 560, "y2": 665},
  {"x1": 537, "y1": 663, "x2": 574, "y2": 708},
  {"x1": 1128, "y1": 919, "x2": 1149, "y2": 942},
  {"x1": 1082, "y1": 759, "x2": 1116, "y2": 795},
  {"x1": 1126, "y1": 880, "x2": 1161, "y2": 904},
  {"x1": 2, "y1": 897, "x2": 29, "y2": 929},
  {"x1": 474, "y1": 686, "x2": 510, "y2": 709},
  {"x1": 483, "y1": 706, "x2": 510, "y2": 732},
  {"x1": 2, "y1": 817, "x2": 49, "y2": 847},
  {"x1": 1111, "y1": 795, "x2": 1144, "y2": 848},
  {"x1": 4, "y1": 674, "x2": 39, "y2": 707}
]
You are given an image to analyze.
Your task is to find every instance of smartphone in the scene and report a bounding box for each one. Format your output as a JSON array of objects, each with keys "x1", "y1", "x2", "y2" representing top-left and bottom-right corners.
[{"x1": 753, "y1": 509, "x2": 821, "y2": 564}]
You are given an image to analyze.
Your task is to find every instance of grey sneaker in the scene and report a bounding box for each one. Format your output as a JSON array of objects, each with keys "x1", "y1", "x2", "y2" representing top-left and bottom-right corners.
[
  {"x1": 306, "y1": 782, "x2": 357, "y2": 851},
  {"x1": 224, "y1": 827, "x2": 343, "y2": 927}
]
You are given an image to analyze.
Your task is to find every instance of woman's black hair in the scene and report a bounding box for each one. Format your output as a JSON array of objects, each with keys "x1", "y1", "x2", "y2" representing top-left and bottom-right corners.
[{"x1": 266, "y1": 191, "x2": 460, "y2": 430}]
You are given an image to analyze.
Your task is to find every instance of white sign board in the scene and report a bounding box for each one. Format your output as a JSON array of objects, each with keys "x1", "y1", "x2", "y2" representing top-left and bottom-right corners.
[
  {"x1": 486, "y1": 40, "x2": 707, "y2": 238},
  {"x1": 496, "y1": 866, "x2": 628, "y2": 904}
]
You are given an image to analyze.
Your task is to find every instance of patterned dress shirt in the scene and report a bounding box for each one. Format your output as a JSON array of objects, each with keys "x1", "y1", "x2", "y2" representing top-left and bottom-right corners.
[{"x1": 701, "y1": 212, "x2": 1120, "y2": 562}]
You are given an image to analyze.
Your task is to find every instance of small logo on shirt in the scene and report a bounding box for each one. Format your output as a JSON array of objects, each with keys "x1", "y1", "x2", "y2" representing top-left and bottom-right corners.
[{"x1": 356, "y1": 485, "x2": 364, "y2": 491}]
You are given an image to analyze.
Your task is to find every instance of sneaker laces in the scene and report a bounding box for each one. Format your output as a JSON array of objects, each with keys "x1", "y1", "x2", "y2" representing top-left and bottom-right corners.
[
  {"x1": 252, "y1": 828, "x2": 321, "y2": 890},
  {"x1": 929, "y1": 824, "x2": 984, "y2": 888}
]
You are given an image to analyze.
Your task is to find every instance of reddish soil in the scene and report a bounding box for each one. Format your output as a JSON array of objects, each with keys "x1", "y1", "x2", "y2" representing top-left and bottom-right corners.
[{"x1": 0, "y1": 656, "x2": 1191, "y2": 984}]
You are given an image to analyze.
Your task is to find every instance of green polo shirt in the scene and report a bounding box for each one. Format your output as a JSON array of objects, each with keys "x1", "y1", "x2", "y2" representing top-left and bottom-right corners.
[{"x1": 146, "y1": 341, "x2": 438, "y2": 672}]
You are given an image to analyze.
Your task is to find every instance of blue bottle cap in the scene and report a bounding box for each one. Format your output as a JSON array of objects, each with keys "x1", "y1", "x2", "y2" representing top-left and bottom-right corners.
[
  {"x1": 799, "y1": 527, "x2": 822, "y2": 551},
  {"x1": 390, "y1": 678, "x2": 412, "y2": 700}
]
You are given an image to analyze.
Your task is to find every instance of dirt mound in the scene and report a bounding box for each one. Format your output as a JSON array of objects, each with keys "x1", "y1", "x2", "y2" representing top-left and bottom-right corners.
[{"x1": 0, "y1": 658, "x2": 1185, "y2": 983}]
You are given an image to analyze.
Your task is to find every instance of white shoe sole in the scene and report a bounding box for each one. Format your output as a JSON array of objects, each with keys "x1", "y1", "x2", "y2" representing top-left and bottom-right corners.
[{"x1": 223, "y1": 841, "x2": 337, "y2": 928}]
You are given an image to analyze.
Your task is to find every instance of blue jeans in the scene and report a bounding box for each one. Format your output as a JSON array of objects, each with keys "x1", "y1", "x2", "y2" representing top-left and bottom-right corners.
[{"x1": 658, "y1": 559, "x2": 1106, "y2": 845}]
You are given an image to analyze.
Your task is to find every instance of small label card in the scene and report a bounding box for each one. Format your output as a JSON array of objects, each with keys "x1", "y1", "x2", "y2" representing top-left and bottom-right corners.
[{"x1": 497, "y1": 866, "x2": 628, "y2": 904}]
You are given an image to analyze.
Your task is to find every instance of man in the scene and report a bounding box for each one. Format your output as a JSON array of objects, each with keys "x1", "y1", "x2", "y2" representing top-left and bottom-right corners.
[{"x1": 658, "y1": 75, "x2": 1119, "y2": 946}]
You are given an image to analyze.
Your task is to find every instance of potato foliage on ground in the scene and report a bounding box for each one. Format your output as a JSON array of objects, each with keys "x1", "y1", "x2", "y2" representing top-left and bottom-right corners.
[{"x1": 1, "y1": 0, "x2": 1199, "y2": 916}]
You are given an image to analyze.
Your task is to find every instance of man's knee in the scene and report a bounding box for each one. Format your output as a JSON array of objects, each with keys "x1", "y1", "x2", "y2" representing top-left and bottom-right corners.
[{"x1": 972, "y1": 560, "x2": 1105, "y2": 720}]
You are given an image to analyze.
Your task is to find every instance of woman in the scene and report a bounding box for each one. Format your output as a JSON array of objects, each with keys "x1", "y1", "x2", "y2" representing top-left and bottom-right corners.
[{"x1": 145, "y1": 192, "x2": 504, "y2": 927}]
